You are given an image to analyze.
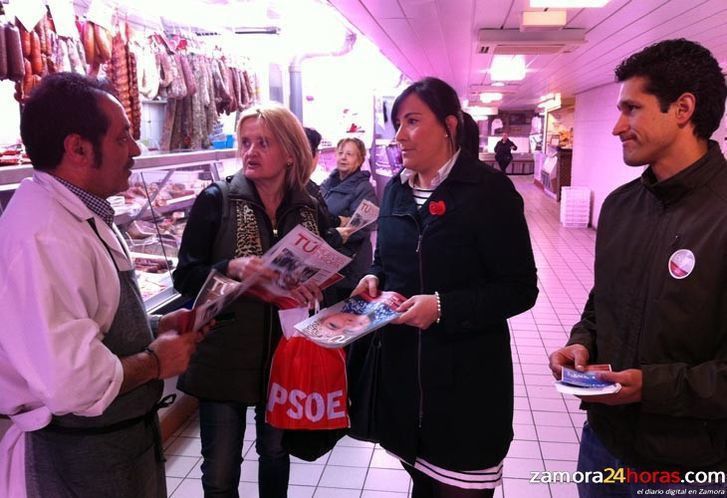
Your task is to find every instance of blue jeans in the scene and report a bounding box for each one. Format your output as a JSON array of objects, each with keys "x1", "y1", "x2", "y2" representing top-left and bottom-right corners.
[
  {"x1": 199, "y1": 401, "x2": 290, "y2": 498},
  {"x1": 578, "y1": 421, "x2": 727, "y2": 497}
]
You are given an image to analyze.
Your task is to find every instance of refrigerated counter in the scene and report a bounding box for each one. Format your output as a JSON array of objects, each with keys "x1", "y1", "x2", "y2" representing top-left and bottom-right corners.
[{"x1": 479, "y1": 152, "x2": 535, "y2": 175}]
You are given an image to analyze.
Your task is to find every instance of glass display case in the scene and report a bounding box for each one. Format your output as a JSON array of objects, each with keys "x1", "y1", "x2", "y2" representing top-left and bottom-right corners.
[
  {"x1": 0, "y1": 149, "x2": 238, "y2": 312},
  {"x1": 370, "y1": 139, "x2": 402, "y2": 199}
]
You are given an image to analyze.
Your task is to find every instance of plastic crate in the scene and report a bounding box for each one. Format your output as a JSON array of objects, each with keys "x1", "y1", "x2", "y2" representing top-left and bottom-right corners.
[{"x1": 560, "y1": 186, "x2": 591, "y2": 228}]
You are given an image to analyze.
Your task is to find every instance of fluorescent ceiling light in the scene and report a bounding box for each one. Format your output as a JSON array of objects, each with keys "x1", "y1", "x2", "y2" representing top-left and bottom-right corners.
[
  {"x1": 521, "y1": 10, "x2": 567, "y2": 30},
  {"x1": 530, "y1": 0, "x2": 609, "y2": 7},
  {"x1": 480, "y1": 92, "x2": 503, "y2": 103},
  {"x1": 489, "y1": 55, "x2": 526, "y2": 81},
  {"x1": 466, "y1": 106, "x2": 499, "y2": 117}
]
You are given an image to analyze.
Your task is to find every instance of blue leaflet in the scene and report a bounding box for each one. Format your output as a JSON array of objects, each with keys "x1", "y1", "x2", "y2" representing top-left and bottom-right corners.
[{"x1": 561, "y1": 367, "x2": 615, "y2": 389}]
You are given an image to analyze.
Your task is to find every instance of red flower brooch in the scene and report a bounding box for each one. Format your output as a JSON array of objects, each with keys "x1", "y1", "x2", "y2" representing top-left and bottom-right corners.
[{"x1": 429, "y1": 200, "x2": 446, "y2": 216}]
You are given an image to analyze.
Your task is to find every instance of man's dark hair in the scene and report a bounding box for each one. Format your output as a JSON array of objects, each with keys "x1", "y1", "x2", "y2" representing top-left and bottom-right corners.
[
  {"x1": 304, "y1": 127, "x2": 322, "y2": 156},
  {"x1": 615, "y1": 39, "x2": 727, "y2": 140},
  {"x1": 20, "y1": 72, "x2": 112, "y2": 171},
  {"x1": 392, "y1": 77, "x2": 463, "y2": 152},
  {"x1": 461, "y1": 112, "x2": 480, "y2": 157}
]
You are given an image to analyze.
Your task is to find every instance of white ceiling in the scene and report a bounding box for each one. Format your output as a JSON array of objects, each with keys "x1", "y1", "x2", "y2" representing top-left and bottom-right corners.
[{"x1": 327, "y1": 0, "x2": 727, "y2": 109}]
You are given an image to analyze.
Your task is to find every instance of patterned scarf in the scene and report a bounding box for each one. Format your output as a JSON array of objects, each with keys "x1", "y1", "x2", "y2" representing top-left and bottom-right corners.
[{"x1": 232, "y1": 201, "x2": 319, "y2": 259}]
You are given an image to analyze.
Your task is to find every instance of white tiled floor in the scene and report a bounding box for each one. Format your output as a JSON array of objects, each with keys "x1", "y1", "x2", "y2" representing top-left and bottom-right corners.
[{"x1": 164, "y1": 175, "x2": 593, "y2": 498}]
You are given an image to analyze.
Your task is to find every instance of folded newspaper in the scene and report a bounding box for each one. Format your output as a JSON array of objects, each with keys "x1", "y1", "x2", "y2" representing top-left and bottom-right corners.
[
  {"x1": 345, "y1": 199, "x2": 379, "y2": 233},
  {"x1": 293, "y1": 291, "x2": 406, "y2": 348},
  {"x1": 554, "y1": 364, "x2": 622, "y2": 396},
  {"x1": 188, "y1": 225, "x2": 351, "y2": 331}
]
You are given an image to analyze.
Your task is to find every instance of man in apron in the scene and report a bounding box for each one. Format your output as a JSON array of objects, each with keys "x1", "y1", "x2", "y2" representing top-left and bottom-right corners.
[{"x1": 0, "y1": 73, "x2": 203, "y2": 497}]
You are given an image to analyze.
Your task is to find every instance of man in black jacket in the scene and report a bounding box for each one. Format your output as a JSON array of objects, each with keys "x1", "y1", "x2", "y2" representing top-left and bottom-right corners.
[
  {"x1": 549, "y1": 39, "x2": 727, "y2": 496},
  {"x1": 493, "y1": 133, "x2": 517, "y2": 173}
]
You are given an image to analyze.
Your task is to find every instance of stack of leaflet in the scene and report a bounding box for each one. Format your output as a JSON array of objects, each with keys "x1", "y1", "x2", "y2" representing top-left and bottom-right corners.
[{"x1": 555, "y1": 365, "x2": 621, "y2": 396}]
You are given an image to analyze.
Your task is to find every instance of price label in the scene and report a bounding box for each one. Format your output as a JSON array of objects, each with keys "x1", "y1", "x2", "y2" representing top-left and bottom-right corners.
[
  {"x1": 85, "y1": 0, "x2": 115, "y2": 32},
  {"x1": 47, "y1": 0, "x2": 78, "y2": 39},
  {"x1": 9, "y1": 0, "x2": 46, "y2": 31}
]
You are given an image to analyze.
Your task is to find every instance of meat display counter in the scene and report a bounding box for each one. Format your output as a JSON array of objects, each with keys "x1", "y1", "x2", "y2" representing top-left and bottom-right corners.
[{"x1": 0, "y1": 149, "x2": 239, "y2": 313}]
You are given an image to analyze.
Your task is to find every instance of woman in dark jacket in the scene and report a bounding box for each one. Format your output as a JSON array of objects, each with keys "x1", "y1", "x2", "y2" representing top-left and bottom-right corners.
[
  {"x1": 352, "y1": 78, "x2": 538, "y2": 497},
  {"x1": 320, "y1": 137, "x2": 378, "y2": 299},
  {"x1": 173, "y1": 105, "x2": 329, "y2": 498}
]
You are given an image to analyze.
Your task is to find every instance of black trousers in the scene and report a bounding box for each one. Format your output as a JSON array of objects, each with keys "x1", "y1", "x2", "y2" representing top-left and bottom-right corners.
[
  {"x1": 403, "y1": 463, "x2": 496, "y2": 498},
  {"x1": 496, "y1": 157, "x2": 511, "y2": 173}
]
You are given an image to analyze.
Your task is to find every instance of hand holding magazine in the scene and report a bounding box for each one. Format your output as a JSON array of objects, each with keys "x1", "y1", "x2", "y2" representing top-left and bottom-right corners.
[
  {"x1": 245, "y1": 225, "x2": 351, "y2": 309},
  {"x1": 344, "y1": 199, "x2": 379, "y2": 233},
  {"x1": 294, "y1": 291, "x2": 407, "y2": 348},
  {"x1": 187, "y1": 225, "x2": 351, "y2": 331},
  {"x1": 554, "y1": 364, "x2": 622, "y2": 396},
  {"x1": 188, "y1": 270, "x2": 248, "y2": 332}
]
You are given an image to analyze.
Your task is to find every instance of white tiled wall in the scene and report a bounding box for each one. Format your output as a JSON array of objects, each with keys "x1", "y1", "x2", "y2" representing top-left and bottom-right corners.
[{"x1": 571, "y1": 82, "x2": 644, "y2": 228}]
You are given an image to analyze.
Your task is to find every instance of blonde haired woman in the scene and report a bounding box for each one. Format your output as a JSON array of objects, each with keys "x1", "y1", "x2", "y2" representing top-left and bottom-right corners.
[{"x1": 174, "y1": 104, "x2": 333, "y2": 498}]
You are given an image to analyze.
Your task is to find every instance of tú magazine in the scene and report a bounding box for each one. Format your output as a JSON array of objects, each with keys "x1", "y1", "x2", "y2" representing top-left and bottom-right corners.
[
  {"x1": 246, "y1": 225, "x2": 351, "y2": 309},
  {"x1": 345, "y1": 199, "x2": 379, "y2": 233},
  {"x1": 294, "y1": 291, "x2": 406, "y2": 348},
  {"x1": 188, "y1": 225, "x2": 351, "y2": 330}
]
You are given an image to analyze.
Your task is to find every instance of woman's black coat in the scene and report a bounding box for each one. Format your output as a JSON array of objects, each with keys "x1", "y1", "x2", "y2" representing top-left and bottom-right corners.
[{"x1": 367, "y1": 152, "x2": 538, "y2": 470}]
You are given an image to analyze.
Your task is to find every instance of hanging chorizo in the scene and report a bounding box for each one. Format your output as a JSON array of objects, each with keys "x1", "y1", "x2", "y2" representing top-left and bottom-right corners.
[
  {"x1": 0, "y1": 23, "x2": 8, "y2": 80},
  {"x1": 94, "y1": 23, "x2": 112, "y2": 62},
  {"x1": 5, "y1": 24, "x2": 25, "y2": 82},
  {"x1": 30, "y1": 31, "x2": 43, "y2": 74},
  {"x1": 83, "y1": 22, "x2": 96, "y2": 65}
]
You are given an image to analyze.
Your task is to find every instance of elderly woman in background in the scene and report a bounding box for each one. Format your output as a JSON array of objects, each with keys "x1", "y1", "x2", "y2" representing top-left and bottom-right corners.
[
  {"x1": 320, "y1": 137, "x2": 379, "y2": 300},
  {"x1": 353, "y1": 77, "x2": 538, "y2": 497},
  {"x1": 173, "y1": 105, "x2": 332, "y2": 498}
]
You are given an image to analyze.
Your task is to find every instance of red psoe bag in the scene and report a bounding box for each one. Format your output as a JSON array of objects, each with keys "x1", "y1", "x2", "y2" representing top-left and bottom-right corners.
[{"x1": 266, "y1": 309, "x2": 350, "y2": 430}]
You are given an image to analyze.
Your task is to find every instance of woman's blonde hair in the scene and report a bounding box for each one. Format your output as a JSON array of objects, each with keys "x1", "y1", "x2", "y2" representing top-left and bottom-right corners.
[
  {"x1": 237, "y1": 105, "x2": 312, "y2": 192},
  {"x1": 336, "y1": 137, "x2": 367, "y2": 169}
]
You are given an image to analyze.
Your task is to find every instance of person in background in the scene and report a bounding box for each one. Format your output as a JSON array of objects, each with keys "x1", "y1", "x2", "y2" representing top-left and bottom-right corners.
[
  {"x1": 549, "y1": 39, "x2": 727, "y2": 497},
  {"x1": 304, "y1": 127, "x2": 323, "y2": 172},
  {"x1": 303, "y1": 126, "x2": 341, "y2": 231},
  {"x1": 352, "y1": 77, "x2": 538, "y2": 497},
  {"x1": 494, "y1": 132, "x2": 517, "y2": 174},
  {"x1": 173, "y1": 105, "x2": 331, "y2": 498},
  {"x1": 0, "y1": 73, "x2": 202, "y2": 498},
  {"x1": 320, "y1": 137, "x2": 379, "y2": 300}
]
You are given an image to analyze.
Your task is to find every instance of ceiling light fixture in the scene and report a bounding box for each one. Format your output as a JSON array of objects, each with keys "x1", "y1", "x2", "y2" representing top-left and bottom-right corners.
[
  {"x1": 479, "y1": 92, "x2": 503, "y2": 103},
  {"x1": 466, "y1": 106, "x2": 499, "y2": 117},
  {"x1": 530, "y1": 0, "x2": 609, "y2": 8},
  {"x1": 521, "y1": 10, "x2": 567, "y2": 31},
  {"x1": 538, "y1": 92, "x2": 562, "y2": 111},
  {"x1": 489, "y1": 55, "x2": 527, "y2": 81},
  {"x1": 491, "y1": 81, "x2": 506, "y2": 87}
]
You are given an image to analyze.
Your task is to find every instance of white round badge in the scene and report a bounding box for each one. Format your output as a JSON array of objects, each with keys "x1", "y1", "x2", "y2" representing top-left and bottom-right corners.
[{"x1": 668, "y1": 249, "x2": 695, "y2": 280}]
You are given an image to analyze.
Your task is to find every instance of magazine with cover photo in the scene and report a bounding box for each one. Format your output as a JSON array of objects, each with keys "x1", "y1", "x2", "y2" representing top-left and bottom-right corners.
[
  {"x1": 293, "y1": 291, "x2": 406, "y2": 348},
  {"x1": 185, "y1": 269, "x2": 247, "y2": 332},
  {"x1": 344, "y1": 199, "x2": 379, "y2": 233},
  {"x1": 244, "y1": 225, "x2": 351, "y2": 309}
]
